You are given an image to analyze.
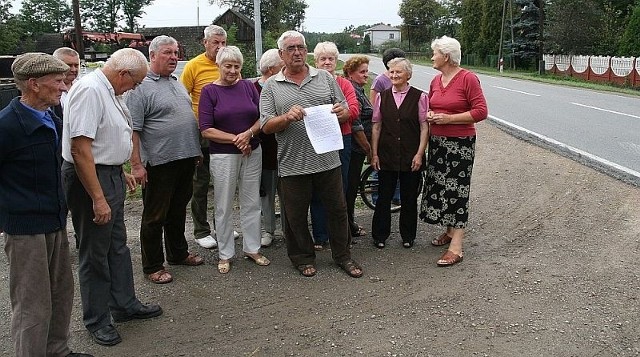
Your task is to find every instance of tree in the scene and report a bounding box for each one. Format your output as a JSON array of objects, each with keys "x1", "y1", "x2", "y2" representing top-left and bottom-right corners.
[
  {"x1": 122, "y1": 0, "x2": 153, "y2": 32},
  {"x1": 362, "y1": 33, "x2": 371, "y2": 53},
  {"x1": 545, "y1": 0, "x2": 601, "y2": 54},
  {"x1": 80, "y1": 0, "x2": 122, "y2": 32},
  {"x1": 212, "y1": 0, "x2": 307, "y2": 35},
  {"x1": 398, "y1": 0, "x2": 444, "y2": 48},
  {"x1": 619, "y1": 4, "x2": 640, "y2": 55},
  {"x1": 0, "y1": 0, "x2": 22, "y2": 54},
  {"x1": 19, "y1": 0, "x2": 72, "y2": 34},
  {"x1": 509, "y1": 0, "x2": 542, "y2": 67}
]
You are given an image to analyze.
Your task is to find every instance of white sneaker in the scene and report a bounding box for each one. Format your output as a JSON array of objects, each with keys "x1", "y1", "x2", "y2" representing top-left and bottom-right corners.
[
  {"x1": 195, "y1": 235, "x2": 217, "y2": 249},
  {"x1": 261, "y1": 232, "x2": 274, "y2": 247},
  {"x1": 233, "y1": 230, "x2": 240, "y2": 240}
]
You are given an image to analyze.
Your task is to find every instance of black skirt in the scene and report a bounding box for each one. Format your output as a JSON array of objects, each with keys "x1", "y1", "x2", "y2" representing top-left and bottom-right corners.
[{"x1": 419, "y1": 135, "x2": 476, "y2": 228}]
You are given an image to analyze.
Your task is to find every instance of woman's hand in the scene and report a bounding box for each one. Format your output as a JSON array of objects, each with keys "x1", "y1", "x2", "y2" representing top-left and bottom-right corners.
[
  {"x1": 233, "y1": 131, "x2": 252, "y2": 152},
  {"x1": 411, "y1": 153, "x2": 423, "y2": 172},
  {"x1": 428, "y1": 112, "x2": 452, "y2": 125}
]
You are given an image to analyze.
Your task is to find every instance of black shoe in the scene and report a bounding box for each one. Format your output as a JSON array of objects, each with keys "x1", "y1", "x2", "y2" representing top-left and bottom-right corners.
[
  {"x1": 112, "y1": 303, "x2": 163, "y2": 323},
  {"x1": 67, "y1": 353, "x2": 94, "y2": 357},
  {"x1": 89, "y1": 324, "x2": 121, "y2": 346}
]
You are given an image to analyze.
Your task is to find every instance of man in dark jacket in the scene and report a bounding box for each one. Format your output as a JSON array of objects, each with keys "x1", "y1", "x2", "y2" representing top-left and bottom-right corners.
[{"x1": 0, "y1": 53, "x2": 91, "y2": 357}]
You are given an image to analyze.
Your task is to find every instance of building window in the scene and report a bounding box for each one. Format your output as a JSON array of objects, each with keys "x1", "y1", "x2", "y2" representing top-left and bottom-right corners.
[{"x1": 389, "y1": 33, "x2": 395, "y2": 40}]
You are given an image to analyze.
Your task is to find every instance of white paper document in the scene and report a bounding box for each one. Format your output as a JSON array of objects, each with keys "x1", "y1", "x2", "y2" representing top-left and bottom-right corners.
[{"x1": 303, "y1": 104, "x2": 344, "y2": 154}]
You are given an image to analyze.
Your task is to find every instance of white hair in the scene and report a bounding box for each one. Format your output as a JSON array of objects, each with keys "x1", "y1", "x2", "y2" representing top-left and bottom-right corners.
[
  {"x1": 431, "y1": 36, "x2": 461, "y2": 66},
  {"x1": 277, "y1": 30, "x2": 306, "y2": 50},
  {"x1": 105, "y1": 48, "x2": 149, "y2": 75},
  {"x1": 204, "y1": 25, "x2": 227, "y2": 39},
  {"x1": 258, "y1": 49, "x2": 282, "y2": 74},
  {"x1": 313, "y1": 41, "x2": 339, "y2": 60},
  {"x1": 149, "y1": 35, "x2": 178, "y2": 54},
  {"x1": 216, "y1": 46, "x2": 244, "y2": 66}
]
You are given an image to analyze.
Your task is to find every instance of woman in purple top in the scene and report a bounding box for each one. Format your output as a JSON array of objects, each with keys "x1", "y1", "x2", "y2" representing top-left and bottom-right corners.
[{"x1": 199, "y1": 46, "x2": 269, "y2": 274}]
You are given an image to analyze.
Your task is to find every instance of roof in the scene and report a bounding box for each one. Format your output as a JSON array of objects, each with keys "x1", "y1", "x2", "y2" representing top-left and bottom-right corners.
[
  {"x1": 366, "y1": 24, "x2": 400, "y2": 32},
  {"x1": 213, "y1": 8, "x2": 255, "y2": 29}
]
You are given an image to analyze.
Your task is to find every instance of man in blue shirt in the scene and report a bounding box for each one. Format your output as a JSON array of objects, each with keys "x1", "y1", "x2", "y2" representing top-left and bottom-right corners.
[{"x1": 0, "y1": 53, "x2": 91, "y2": 357}]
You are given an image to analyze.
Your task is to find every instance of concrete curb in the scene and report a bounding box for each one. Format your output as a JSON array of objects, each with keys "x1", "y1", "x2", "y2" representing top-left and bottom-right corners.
[{"x1": 488, "y1": 115, "x2": 640, "y2": 187}]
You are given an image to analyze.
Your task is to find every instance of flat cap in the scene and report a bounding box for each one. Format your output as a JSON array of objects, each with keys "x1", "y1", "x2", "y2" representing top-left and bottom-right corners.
[{"x1": 11, "y1": 52, "x2": 69, "y2": 80}]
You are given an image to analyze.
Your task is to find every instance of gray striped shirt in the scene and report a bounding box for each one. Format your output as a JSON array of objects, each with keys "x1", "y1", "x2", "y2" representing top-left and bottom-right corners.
[{"x1": 259, "y1": 66, "x2": 346, "y2": 177}]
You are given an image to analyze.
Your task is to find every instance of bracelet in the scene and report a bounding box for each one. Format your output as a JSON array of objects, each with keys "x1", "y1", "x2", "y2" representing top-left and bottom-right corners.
[{"x1": 248, "y1": 128, "x2": 254, "y2": 138}]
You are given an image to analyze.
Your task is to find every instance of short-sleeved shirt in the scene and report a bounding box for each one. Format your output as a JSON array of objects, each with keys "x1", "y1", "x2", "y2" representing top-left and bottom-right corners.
[
  {"x1": 179, "y1": 53, "x2": 220, "y2": 121},
  {"x1": 371, "y1": 73, "x2": 392, "y2": 94},
  {"x1": 126, "y1": 71, "x2": 201, "y2": 166},
  {"x1": 62, "y1": 69, "x2": 133, "y2": 165},
  {"x1": 199, "y1": 79, "x2": 261, "y2": 154},
  {"x1": 259, "y1": 65, "x2": 346, "y2": 177}
]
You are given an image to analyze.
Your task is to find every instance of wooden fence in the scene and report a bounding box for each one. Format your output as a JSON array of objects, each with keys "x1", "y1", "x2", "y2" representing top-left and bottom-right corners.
[{"x1": 544, "y1": 54, "x2": 640, "y2": 88}]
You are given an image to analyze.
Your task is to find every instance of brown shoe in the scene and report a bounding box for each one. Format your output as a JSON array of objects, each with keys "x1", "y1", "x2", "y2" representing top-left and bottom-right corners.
[
  {"x1": 147, "y1": 269, "x2": 173, "y2": 284},
  {"x1": 169, "y1": 253, "x2": 204, "y2": 266},
  {"x1": 431, "y1": 233, "x2": 453, "y2": 246},
  {"x1": 436, "y1": 250, "x2": 463, "y2": 267}
]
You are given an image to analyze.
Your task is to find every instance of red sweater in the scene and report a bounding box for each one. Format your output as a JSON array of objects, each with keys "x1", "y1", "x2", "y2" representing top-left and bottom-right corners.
[
  {"x1": 336, "y1": 76, "x2": 359, "y2": 135},
  {"x1": 428, "y1": 69, "x2": 488, "y2": 137}
]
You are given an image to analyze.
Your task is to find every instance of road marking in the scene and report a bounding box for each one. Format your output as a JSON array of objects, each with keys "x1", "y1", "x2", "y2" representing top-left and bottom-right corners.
[
  {"x1": 571, "y1": 102, "x2": 640, "y2": 119},
  {"x1": 492, "y1": 86, "x2": 541, "y2": 96},
  {"x1": 489, "y1": 115, "x2": 640, "y2": 182}
]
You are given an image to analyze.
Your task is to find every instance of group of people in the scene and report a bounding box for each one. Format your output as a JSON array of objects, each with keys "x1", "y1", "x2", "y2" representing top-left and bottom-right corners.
[{"x1": 0, "y1": 23, "x2": 487, "y2": 355}]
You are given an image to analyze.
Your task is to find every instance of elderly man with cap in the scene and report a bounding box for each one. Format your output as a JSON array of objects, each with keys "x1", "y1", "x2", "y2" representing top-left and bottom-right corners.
[
  {"x1": 0, "y1": 53, "x2": 92, "y2": 356},
  {"x1": 61, "y1": 48, "x2": 162, "y2": 346}
]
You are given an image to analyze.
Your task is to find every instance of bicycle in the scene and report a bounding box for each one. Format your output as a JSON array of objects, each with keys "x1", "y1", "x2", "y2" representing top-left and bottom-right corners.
[{"x1": 358, "y1": 165, "x2": 425, "y2": 213}]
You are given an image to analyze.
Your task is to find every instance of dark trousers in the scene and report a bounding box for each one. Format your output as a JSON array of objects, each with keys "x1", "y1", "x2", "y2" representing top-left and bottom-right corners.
[
  {"x1": 62, "y1": 162, "x2": 142, "y2": 332},
  {"x1": 140, "y1": 158, "x2": 195, "y2": 274},
  {"x1": 5, "y1": 229, "x2": 73, "y2": 357},
  {"x1": 346, "y1": 150, "x2": 366, "y2": 233},
  {"x1": 191, "y1": 138, "x2": 212, "y2": 239},
  {"x1": 372, "y1": 170, "x2": 421, "y2": 244},
  {"x1": 279, "y1": 167, "x2": 352, "y2": 267}
]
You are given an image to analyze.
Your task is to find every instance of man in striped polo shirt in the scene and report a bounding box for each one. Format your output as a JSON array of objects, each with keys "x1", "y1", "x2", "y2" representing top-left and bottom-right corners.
[{"x1": 260, "y1": 30, "x2": 363, "y2": 278}]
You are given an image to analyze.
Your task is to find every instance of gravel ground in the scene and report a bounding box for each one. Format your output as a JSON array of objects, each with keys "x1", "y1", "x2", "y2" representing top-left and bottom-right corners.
[{"x1": 1, "y1": 121, "x2": 639, "y2": 356}]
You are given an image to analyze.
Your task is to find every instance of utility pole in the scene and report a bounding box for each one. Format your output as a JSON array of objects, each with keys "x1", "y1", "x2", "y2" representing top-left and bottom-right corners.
[
  {"x1": 253, "y1": 0, "x2": 263, "y2": 76},
  {"x1": 498, "y1": 0, "x2": 507, "y2": 72},
  {"x1": 538, "y1": 0, "x2": 545, "y2": 74},
  {"x1": 72, "y1": 0, "x2": 84, "y2": 60}
]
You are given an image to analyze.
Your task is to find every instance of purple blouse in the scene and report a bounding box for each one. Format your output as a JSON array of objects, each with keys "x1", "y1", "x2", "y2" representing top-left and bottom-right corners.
[{"x1": 198, "y1": 79, "x2": 260, "y2": 154}]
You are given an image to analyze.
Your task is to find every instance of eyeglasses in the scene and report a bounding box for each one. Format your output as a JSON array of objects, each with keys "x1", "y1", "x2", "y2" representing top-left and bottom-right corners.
[
  {"x1": 126, "y1": 70, "x2": 144, "y2": 88},
  {"x1": 284, "y1": 45, "x2": 307, "y2": 54}
]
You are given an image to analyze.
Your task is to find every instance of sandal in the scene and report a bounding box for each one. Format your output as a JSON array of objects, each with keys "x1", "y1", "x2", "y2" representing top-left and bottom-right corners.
[
  {"x1": 351, "y1": 226, "x2": 367, "y2": 237},
  {"x1": 314, "y1": 242, "x2": 329, "y2": 251},
  {"x1": 403, "y1": 241, "x2": 414, "y2": 248},
  {"x1": 296, "y1": 264, "x2": 317, "y2": 277},
  {"x1": 168, "y1": 253, "x2": 204, "y2": 266},
  {"x1": 218, "y1": 260, "x2": 231, "y2": 274},
  {"x1": 244, "y1": 253, "x2": 270, "y2": 266},
  {"x1": 437, "y1": 250, "x2": 463, "y2": 267},
  {"x1": 147, "y1": 269, "x2": 173, "y2": 284},
  {"x1": 374, "y1": 241, "x2": 385, "y2": 249},
  {"x1": 431, "y1": 233, "x2": 452, "y2": 246},
  {"x1": 337, "y1": 260, "x2": 363, "y2": 278}
]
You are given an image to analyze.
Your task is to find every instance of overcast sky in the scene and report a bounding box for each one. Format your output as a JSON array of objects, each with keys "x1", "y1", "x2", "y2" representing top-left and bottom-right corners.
[{"x1": 139, "y1": 0, "x2": 403, "y2": 33}]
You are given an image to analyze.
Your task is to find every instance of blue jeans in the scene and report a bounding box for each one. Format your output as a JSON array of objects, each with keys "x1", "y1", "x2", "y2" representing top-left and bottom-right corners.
[{"x1": 311, "y1": 135, "x2": 351, "y2": 244}]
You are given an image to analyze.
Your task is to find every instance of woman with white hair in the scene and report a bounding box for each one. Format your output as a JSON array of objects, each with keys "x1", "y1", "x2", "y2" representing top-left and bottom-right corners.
[
  {"x1": 199, "y1": 46, "x2": 269, "y2": 274},
  {"x1": 309, "y1": 41, "x2": 360, "y2": 250},
  {"x1": 420, "y1": 36, "x2": 488, "y2": 266},
  {"x1": 371, "y1": 57, "x2": 429, "y2": 249},
  {"x1": 254, "y1": 48, "x2": 284, "y2": 248}
]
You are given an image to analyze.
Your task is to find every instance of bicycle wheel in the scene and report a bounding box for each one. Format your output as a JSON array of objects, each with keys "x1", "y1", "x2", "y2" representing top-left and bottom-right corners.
[{"x1": 358, "y1": 165, "x2": 401, "y2": 213}]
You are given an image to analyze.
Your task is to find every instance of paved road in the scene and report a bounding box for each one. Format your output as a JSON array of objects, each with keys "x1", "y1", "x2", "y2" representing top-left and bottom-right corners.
[{"x1": 340, "y1": 54, "x2": 640, "y2": 185}]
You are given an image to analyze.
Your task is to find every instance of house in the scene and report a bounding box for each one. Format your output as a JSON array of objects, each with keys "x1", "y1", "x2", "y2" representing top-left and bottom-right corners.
[{"x1": 364, "y1": 24, "x2": 401, "y2": 48}]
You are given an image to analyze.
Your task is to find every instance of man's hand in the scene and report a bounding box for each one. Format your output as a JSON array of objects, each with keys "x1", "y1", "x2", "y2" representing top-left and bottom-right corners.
[
  {"x1": 285, "y1": 105, "x2": 305, "y2": 123},
  {"x1": 92, "y1": 197, "x2": 112, "y2": 225},
  {"x1": 331, "y1": 103, "x2": 348, "y2": 123},
  {"x1": 130, "y1": 164, "x2": 147, "y2": 188},
  {"x1": 124, "y1": 172, "x2": 138, "y2": 193}
]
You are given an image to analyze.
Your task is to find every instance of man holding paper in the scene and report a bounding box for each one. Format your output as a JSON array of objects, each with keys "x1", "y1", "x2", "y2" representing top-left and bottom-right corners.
[{"x1": 260, "y1": 30, "x2": 363, "y2": 278}]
